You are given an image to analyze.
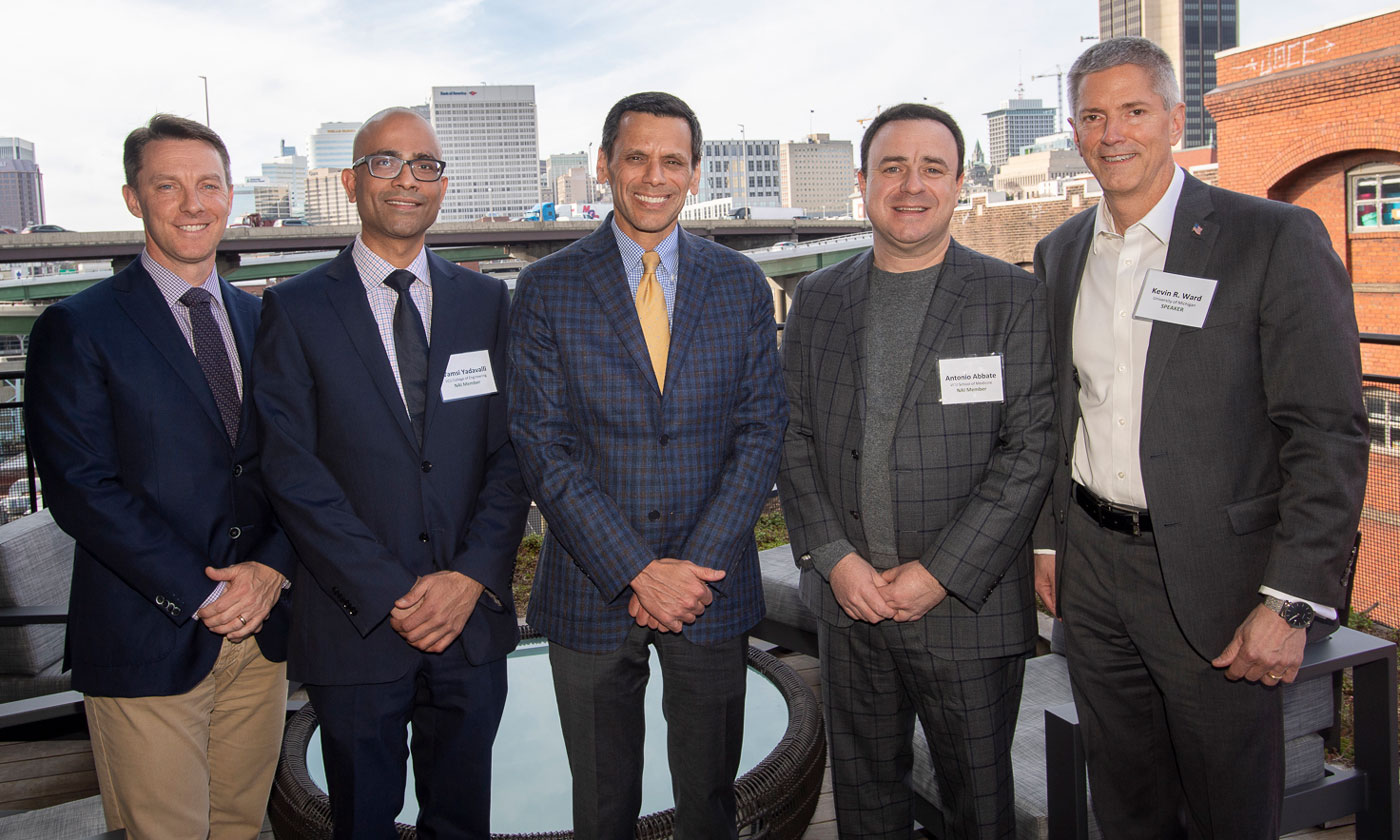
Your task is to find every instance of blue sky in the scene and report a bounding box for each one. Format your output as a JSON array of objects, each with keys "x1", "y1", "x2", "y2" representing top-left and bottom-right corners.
[{"x1": 9, "y1": 0, "x2": 1394, "y2": 231}]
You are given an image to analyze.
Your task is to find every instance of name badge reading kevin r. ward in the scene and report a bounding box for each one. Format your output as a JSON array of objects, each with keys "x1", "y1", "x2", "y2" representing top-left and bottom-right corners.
[
  {"x1": 440, "y1": 350, "x2": 497, "y2": 402},
  {"x1": 1133, "y1": 269, "x2": 1218, "y2": 328},
  {"x1": 939, "y1": 355, "x2": 1004, "y2": 405}
]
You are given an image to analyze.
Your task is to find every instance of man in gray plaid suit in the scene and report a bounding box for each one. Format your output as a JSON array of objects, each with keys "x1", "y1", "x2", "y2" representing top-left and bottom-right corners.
[{"x1": 777, "y1": 103, "x2": 1056, "y2": 839}]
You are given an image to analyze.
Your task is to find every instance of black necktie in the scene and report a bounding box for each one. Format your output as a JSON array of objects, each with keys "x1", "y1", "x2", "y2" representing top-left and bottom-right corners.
[
  {"x1": 179, "y1": 287, "x2": 241, "y2": 444},
  {"x1": 384, "y1": 269, "x2": 429, "y2": 446}
]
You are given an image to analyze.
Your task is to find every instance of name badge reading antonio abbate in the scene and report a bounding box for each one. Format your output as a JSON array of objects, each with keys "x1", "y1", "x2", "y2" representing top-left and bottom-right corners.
[
  {"x1": 1133, "y1": 269, "x2": 1218, "y2": 328},
  {"x1": 938, "y1": 355, "x2": 1004, "y2": 405},
  {"x1": 440, "y1": 350, "x2": 497, "y2": 402}
]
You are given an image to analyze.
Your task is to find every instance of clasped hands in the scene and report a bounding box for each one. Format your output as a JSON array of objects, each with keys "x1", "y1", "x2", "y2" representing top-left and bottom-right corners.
[
  {"x1": 628, "y1": 558, "x2": 727, "y2": 633},
  {"x1": 199, "y1": 561, "x2": 285, "y2": 642},
  {"x1": 391, "y1": 570, "x2": 485, "y2": 653},
  {"x1": 829, "y1": 552, "x2": 947, "y2": 623}
]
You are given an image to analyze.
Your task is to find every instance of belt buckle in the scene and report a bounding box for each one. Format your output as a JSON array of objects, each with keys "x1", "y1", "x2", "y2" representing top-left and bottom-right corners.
[{"x1": 1127, "y1": 508, "x2": 1141, "y2": 537}]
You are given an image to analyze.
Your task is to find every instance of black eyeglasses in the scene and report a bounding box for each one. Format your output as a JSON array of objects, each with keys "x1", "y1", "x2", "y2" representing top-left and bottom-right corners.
[{"x1": 351, "y1": 154, "x2": 447, "y2": 182}]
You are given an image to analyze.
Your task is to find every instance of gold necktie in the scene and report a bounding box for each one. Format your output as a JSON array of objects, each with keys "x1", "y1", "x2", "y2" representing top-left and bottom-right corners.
[{"x1": 636, "y1": 250, "x2": 669, "y2": 391}]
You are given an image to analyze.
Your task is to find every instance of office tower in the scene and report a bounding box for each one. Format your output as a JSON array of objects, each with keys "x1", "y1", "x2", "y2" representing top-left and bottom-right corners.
[
  {"x1": 1099, "y1": 0, "x2": 1238, "y2": 148},
  {"x1": 430, "y1": 85, "x2": 541, "y2": 221},
  {"x1": 305, "y1": 168, "x2": 356, "y2": 226},
  {"x1": 779, "y1": 134, "x2": 855, "y2": 218},
  {"x1": 0, "y1": 138, "x2": 44, "y2": 230},
  {"x1": 694, "y1": 138, "x2": 781, "y2": 211},
  {"x1": 261, "y1": 147, "x2": 308, "y2": 220},
  {"x1": 546, "y1": 152, "x2": 589, "y2": 204},
  {"x1": 308, "y1": 122, "x2": 361, "y2": 171},
  {"x1": 984, "y1": 98, "x2": 1058, "y2": 172}
]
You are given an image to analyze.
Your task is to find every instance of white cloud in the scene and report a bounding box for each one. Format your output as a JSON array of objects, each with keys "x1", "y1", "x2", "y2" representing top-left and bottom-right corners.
[{"x1": 8, "y1": 0, "x2": 1387, "y2": 230}]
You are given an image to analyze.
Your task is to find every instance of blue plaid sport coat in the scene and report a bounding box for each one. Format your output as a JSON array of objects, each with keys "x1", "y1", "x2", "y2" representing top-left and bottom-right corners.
[{"x1": 507, "y1": 217, "x2": 787, "y2": 653}]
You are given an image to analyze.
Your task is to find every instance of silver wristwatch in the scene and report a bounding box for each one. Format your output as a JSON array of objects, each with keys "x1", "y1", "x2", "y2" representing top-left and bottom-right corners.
[{"x1": 1263, "y1": 595, "x2": 1315, "y2": 629}]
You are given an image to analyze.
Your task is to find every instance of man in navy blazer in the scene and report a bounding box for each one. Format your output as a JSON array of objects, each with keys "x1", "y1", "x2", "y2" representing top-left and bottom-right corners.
[
  {"x1": 508, "y1": 92, "x2": 786, "y2": 839},
  {"x1": 253, "y1": 108, "x2": 529, "y2": 839},
  {"x1": 26, "y1": 114, "x2": 294, "y2": 839}
]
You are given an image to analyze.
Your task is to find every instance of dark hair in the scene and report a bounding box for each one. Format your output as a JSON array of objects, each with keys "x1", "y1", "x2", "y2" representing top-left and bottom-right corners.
[
  {"x1": 600, "y1": 92, "x2": 702, "y2": 167},
  {"x1": 1068, "y1": 36, "x2": 1181, "y2": 118},
  {"x1": 123, "y1": 114, "x2": 232, "y2": 187},
  {"x1": 860, "y1": 103, "x2": 965, "y2": 178}
]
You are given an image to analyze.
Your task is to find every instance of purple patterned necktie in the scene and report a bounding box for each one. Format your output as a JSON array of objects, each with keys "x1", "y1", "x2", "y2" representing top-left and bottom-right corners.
[{"x1": 179, "y1": 286, "x2": 241, "y2": 444}]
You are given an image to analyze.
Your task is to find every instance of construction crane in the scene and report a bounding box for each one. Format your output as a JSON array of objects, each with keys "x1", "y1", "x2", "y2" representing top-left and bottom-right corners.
[
  {"x1": 1031, "y1": 66, "x2": 1065, "y2": 128},
  {"x1": 856, "y1": 99, "x2": 947, "y2": 128}
]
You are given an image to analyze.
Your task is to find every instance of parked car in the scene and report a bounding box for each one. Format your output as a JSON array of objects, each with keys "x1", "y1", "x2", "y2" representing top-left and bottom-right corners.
[
  {"x1": 19, "y1": 224, "x2": 69, "y2": 234},
  {"x1": 0, "y1": 227, "x2": 16, "y2": 234},
  {"x1": 272, "y1": 218, "x2": 308, "y2": 227}
]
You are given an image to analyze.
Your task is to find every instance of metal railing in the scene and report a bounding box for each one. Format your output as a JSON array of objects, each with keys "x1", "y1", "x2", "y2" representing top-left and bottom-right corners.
[{"x1": 0, "y1": 334, "x2": 1396, "y2": 630}]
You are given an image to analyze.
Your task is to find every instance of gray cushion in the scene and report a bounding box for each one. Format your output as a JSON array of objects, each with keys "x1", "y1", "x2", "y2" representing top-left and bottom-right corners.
[
  {"x1": 0, "y1": 659, "x2": 70, "y2": 703},
  {"x1": 1283, "y1": 733, "x2": 1325, "y2": 789},
  {"x1": 0, "y1": 794, "x2": 107, "y2": 840},
  {"x1": 0, "y1": 510, "x2": 74, "y2": 676},
  {"x1": 758, "y1": 545, "x2": 817, "y2": 635},
  {"x1": 1282, "y1": 673, "x2": 1333, "y2": 741}
]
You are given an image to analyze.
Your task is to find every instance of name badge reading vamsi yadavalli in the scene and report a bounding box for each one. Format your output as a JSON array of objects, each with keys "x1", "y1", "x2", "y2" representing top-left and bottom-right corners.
[
  {"x1": 440, "y1": 350, "x2": 497, "y2": 402},
  {"x1": 938, "y1": 355, "x2": 1004, "y2": 405}
]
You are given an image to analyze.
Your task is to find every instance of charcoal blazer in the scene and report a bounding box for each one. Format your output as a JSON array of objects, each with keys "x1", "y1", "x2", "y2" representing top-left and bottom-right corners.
[
  {"x1": 778, "y1": 242, "x2": 1056, "y2": 660},
  {"x1": 1033, "y1": 173, "x2": 1369, "y2": 658},
  {"x1": 507, "y1": 217, "x2": 786, "y2": 653},
  {"x1": 253, "y1": 246, "x2": 529, "y2": 685},
  {"x1": 25, "y1": 260, "x2": 294, "y2": 697}
]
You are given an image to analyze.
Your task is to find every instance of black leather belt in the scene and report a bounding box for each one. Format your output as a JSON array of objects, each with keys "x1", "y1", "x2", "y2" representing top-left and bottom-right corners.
[{"x1": 1074, "y1": 483, "x2": 1152, "y2": 535}]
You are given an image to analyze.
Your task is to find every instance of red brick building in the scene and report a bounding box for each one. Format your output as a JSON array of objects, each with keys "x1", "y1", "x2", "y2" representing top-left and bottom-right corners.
[
  {"x1": 1207, "y1": 9, "x2": 1400, "y2": 375},
  {"x1": 1208, "y1": 9, "x2": 1400, "y2": 627}
]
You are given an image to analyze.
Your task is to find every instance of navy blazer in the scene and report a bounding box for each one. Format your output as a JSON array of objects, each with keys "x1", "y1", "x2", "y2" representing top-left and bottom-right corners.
[
  {"x1": 253, "y1": 246, "x2": 529, "y2": 686},
  {"x1": 508, "y1": 218, "x2": 787, "y2": 653},
  {"x1": 25, "y1": 260, "x2": 294, "y2": 698},
  {"x1": 1034, "y1": 175, "x2": 1369, "y2": 658}
]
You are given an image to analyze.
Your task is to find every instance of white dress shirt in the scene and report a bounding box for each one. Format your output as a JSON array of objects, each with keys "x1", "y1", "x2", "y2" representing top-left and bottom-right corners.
[{"x1": 1068, "y1": 166, "x2": 1334, "y2": 619}]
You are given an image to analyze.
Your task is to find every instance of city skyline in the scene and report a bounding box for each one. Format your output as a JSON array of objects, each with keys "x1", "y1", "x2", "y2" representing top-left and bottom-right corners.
[{"x1": 8, "y1": 0, "x2": 1388, "y2": 231}]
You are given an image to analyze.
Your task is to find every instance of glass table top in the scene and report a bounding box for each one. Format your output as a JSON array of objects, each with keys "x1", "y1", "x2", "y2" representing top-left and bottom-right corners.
[{"x1": 304, "y1": 640, "x2": 789, "y2": 834}]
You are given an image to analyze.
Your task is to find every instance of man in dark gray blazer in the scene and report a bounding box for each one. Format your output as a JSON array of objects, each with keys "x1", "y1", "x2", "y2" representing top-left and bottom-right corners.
[
  {"x1": 778, "y1": 104, "x2": 1055, "y2": 839},
  {"x1": 1032, "y1": 38, "x2": 1368, "y2": 838}
]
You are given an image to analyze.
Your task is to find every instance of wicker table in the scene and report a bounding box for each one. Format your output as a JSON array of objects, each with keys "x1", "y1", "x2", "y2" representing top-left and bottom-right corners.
[{"x1": 269, "y1": 640, "x2": 825, "y2": 840}]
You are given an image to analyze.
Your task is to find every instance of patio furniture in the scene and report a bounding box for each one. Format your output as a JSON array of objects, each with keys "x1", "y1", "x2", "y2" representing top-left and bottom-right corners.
[{"x1": 269, "y1": 633, "x2": 826, "y2": 840}]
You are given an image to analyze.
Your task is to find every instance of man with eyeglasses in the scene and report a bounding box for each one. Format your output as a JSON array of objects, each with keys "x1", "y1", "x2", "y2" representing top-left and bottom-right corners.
[{"x1": 253, "y1": 106, "x2": 530, "y2": 839}]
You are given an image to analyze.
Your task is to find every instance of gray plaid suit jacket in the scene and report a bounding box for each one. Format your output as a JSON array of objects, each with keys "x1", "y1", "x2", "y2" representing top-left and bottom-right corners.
[
  {"x1": 778, "y1": 241, "x2": 1056, "y2": 660},
  {"x1": 508, "y1": 218, "x2": 786, "y2": 653}
]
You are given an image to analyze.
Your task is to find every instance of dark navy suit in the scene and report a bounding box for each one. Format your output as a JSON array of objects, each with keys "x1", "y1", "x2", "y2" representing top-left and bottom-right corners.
[
  {"x1": 26, "y1": 259, "x2": 293, "y2": 698},
  {"x1": 253, "y1": 245, "x2": 529, "y2": 839}
]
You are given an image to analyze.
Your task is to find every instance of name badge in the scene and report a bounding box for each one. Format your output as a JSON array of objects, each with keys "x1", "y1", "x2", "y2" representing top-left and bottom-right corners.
[
  {"x1": 440, "y1": 350, "x2": 497, "y2": 402},
  {"x1": 1133, "y1": 269, "x2": 1218, "y2": 328},
  {"x1": 939, "y1": 355, "x2": 1004, "y2": 405}
]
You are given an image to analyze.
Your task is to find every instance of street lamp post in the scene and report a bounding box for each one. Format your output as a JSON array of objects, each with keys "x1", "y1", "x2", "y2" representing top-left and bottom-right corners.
[
  {"x1": 198, "y1": 75, "x2": 210, "y2": 127},
  {"x1": 738, "y1": 123, "x2": 747, "y2": 215}
]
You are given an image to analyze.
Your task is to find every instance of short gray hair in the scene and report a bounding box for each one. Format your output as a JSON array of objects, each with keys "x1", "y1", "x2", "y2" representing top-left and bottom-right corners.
[{"x1": 1068, "y1": 37, "x2": 1181, "y2": 117}]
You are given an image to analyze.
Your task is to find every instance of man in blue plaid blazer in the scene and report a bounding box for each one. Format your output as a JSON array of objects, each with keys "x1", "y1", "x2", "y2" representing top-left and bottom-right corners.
[
  {"x1": 778, "y1": 104, "x2": 1056, "y2": 839},
  {"x1": 507, "y1": 92, "x2": 786, "y2": 840}
]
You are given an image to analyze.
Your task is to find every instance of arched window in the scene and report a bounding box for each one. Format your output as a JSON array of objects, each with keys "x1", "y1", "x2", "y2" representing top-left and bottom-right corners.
[{"x1": 1350, "y1": 163, "x2": 1400, "y2": 232}]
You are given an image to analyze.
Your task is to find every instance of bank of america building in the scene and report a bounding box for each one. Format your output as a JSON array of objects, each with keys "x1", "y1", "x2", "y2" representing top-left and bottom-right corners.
[{"x1": 430, "y1": 85, "x2": 541, "y2": 221}]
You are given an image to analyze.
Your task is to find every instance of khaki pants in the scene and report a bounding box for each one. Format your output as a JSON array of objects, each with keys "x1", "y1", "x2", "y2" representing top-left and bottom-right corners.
[{"x1": 85, "y1": 636, "x2": 287, "y2": 840}]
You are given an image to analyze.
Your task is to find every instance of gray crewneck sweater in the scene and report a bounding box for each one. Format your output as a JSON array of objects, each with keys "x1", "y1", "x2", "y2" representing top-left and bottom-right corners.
[{"x1": 808, "y1": 261, "x2": 941, "y2": 574}]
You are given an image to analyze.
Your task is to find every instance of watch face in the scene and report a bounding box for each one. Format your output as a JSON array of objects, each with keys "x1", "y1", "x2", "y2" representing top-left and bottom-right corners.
[{"x1": 1281, "y1": 601, "x2": 1314, "y2": 628}]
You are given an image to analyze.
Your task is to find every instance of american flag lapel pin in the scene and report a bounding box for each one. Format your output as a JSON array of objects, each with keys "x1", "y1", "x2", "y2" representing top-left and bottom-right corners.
[{"x1": 1192, "y1": 223, "x2": 1203, "y2": 236}]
